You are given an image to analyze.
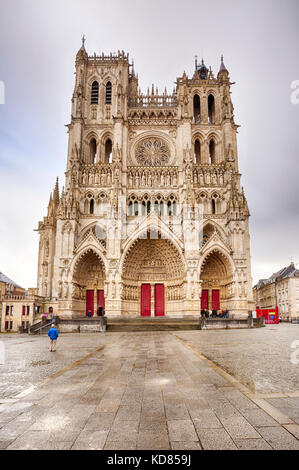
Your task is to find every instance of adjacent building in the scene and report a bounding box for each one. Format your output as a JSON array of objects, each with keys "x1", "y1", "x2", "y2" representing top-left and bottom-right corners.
[
  {"x1": 253, "y1": 263, "x2": 299, "y2": 322},
  {"x1": 0, "y1": 272, "x2": 28, "y2": 332}
]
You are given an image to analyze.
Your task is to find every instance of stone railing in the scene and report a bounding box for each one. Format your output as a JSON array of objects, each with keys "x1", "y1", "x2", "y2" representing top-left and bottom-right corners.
[
  {"x1": 87, "y1": 51, "x2": 129, "y2": 64},
  {"x1": 3, "y1": 294, "x2": 45, "y2": 302},
  {"x1": 129, "y1": 93, "x2": 177, "y2": 108}
]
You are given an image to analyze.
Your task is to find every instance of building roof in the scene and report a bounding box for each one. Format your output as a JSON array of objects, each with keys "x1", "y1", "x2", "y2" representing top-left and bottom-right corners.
[
  {"x1": 254, "y1": 263, "x2": 299, "y2": 289},
  {"x1": 0, "y1": 272, "x2": 22, "y2": 289}
]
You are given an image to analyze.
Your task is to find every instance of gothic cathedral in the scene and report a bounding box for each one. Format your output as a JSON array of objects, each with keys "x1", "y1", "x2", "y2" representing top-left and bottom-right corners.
[{"x1": 36, "y1": 40, "x2": 254, "y2": 319}]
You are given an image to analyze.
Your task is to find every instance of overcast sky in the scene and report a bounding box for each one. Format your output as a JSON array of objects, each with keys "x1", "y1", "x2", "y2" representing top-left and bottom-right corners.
[{"x1": 0, "y1": 0, "x2": 298, "y2": 289}]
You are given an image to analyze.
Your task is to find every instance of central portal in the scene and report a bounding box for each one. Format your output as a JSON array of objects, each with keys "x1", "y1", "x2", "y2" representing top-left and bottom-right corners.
[
  {"x1": 122, "y1": 235, "x2": 185, "y2": 317},
  {"x1": 141, "y1": 283, "x2": 165, "y2": 317}
]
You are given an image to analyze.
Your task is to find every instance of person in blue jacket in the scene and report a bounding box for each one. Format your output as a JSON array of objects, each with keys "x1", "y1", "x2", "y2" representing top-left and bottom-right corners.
[{"x1": 48, "y1": 324, "x2": 59, "y2": 352}]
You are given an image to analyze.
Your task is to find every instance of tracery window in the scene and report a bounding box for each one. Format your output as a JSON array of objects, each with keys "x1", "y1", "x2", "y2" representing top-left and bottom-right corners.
[{"x1": 135, "y1": 138, "x2": 170, "y2": 166}]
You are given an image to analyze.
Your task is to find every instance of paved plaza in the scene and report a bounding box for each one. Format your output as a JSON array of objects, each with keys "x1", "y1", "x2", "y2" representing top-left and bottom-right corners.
[{"x1": 0, "y1": 326, "x2": 298, "y2": 450}]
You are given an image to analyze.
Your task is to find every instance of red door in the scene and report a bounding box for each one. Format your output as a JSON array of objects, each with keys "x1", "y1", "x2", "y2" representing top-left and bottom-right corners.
[
  {"x1": 141, "y1": 284, "x2": 151, "y2": 317},
  {"x1": 212, "y1": 290, "x2": 220, "y2": 311},
  {"x1": 86, "y1": 290, "x2": 94, "y2": 317},
  {"x1": 154, "y1": 284, "x2": 165, "y2": 317},
  {"x1": 201, "y1": 290, "x2": 209, "y2": 310},
  {"x1": 97, "y1": 290, "x2": 105, "y2": 316}
]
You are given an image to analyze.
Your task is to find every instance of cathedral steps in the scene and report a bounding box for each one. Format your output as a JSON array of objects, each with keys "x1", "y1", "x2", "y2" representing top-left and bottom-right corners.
[{"x1": 106, "y1": 316, "x2": 200, "y2": 332}]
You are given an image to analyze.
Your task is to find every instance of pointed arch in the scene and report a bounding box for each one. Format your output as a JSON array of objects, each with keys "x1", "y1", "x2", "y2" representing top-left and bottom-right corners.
[
  {"x1": 120, "y1": 221, "x2": 186, "y2": 277},
  {"x1": 200, "y1": 246, "x2": 235, "y2": 276},
  {"x1": 70, "y1": 246, "x2": 108, "y2": 279}
]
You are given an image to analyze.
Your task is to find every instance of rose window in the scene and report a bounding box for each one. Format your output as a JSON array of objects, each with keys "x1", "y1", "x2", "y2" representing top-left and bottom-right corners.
[{"x1": 136, "y1": 138, "x2": 170, "y2": 166}]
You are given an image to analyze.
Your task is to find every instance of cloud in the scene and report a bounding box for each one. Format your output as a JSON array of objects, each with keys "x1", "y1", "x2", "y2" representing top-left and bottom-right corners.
[{"x1": 0, "y1": 0, "x2": 298, "y2": 287}]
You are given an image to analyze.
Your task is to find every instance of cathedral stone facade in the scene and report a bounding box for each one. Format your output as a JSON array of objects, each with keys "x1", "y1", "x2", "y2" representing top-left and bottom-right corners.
[{"x1": 36, "y1": 41, "x2": 254, "y2": 320}]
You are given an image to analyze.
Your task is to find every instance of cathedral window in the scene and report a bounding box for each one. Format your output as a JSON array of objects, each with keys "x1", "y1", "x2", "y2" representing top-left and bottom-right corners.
[
  {"x1": 141, "y1": 201, "x2": 146, "y2": 216},
  {"x1": 90, "y1": 138, "x2": 97, "y2": 163},
  {"x1": 128, "y1": 201, "x2": 133, "y2": 216},
  {"x1": 209, "y1": 139, "x2": 216, "y2": 164},
  {"x1": 89, "y1": 199, "x2": 94, "y2": 215},
  {"x1": 154, "y1": 201, "x2": 159, "y2": 215},
  {"x1": 106, "y1": 81, "x2": 112, "y2": 104},
  {"x1": 208, "y1": 94, "x2": 215, "y2": 124},
  {"x1": 172, "y1": 201, "x2": 177, "y2": 216},
  {"x1": 105, "y1": 139, "x2": 113, "y2": 163},
  {"x1": 211, "y1": 198, "x2": 216, "y2": 214},
  {"x1": 134, "y1": 201, "x2": 139, "y2": 216},
  {"x1": 194, "y1": 139, "x2": 201, "y2": 164},
  {"x1": 91, "y1": 81, "x2": 99, "y2": 104},
  {"x1": 193, "y1": 94, "x2": 201, "y2": 123}
]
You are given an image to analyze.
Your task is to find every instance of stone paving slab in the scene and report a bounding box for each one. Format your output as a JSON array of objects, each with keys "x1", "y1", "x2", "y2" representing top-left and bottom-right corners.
[
  {"x1": 196, "y1": 428, "x2": 238, "y2": 450},
  {"x1": 0, "y1": 332, "x2": 298, "y2": 450},
  {"x1": 257, "y1": 426, "x2": 299, "y2": 450},
  {"x1": 234, "y1": 438, "x2": 273, "y2": 450}
]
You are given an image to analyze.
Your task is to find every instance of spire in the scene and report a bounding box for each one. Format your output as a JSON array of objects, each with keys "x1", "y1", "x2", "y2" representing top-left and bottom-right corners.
[
  {"x1": 53, "y1": 177, "x2": 59, "y2": 206},
  {"x1": 218, "y1": 54, "x2": 229, "y2": 79},
  {"x1": 81, "y1": 34, "x2": 86, "y2": 50},
  {"x1": 48, "y1": 192, "x2": 53, "y2": 208},
  {"x1": 76, "y1": 35, "x2": 88, "y2": 61}
]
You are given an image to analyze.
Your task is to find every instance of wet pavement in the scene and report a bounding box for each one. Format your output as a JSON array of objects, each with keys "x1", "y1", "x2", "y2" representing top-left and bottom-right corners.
[
  {"x1": 0, "y1": 333, "x2": 115, "y2": 398},
  {"x1": 176, "y1": 323, "x2": 299, "y2": 395},
  {"x1": 0, "y1": 329, "x2": 298, "y2": 450}
]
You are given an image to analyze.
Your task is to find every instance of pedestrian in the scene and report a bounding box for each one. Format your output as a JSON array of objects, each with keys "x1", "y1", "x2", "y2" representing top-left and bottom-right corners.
[{"x1": 48, "y1": 324, "x2": 59, "y2": 352}]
